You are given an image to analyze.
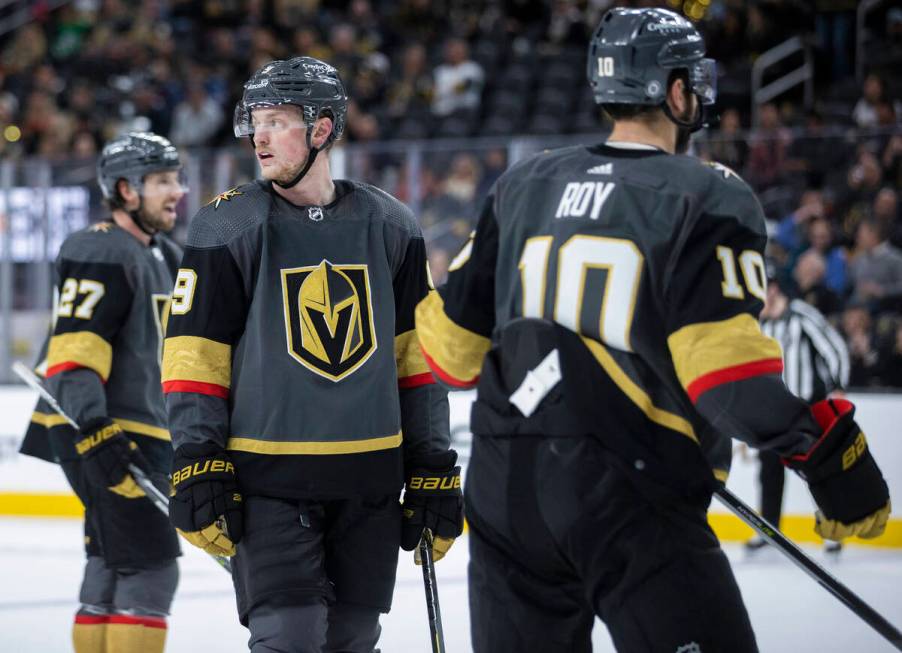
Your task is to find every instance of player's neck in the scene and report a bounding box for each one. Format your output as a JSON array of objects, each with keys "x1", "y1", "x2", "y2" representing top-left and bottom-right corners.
[
  {"x1": 111, "y1": 209, "x2": 152, "y2": 246},
  {"x1": 607, "y1": 120, "x2": 676, "y2": 154},
  {"x1": 271, "y1": 156, "x2": 336, "y2": 207}
]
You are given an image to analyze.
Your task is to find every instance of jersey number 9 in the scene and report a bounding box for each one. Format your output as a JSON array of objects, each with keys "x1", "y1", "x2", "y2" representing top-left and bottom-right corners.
[{"x1": 171, "y1": 268, "x2": 197, "y2": 315}]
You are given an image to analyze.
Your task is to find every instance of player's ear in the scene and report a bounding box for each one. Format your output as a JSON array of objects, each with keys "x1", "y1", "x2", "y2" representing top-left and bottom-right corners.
[
  {"x1": 116, "y1": 179, "x2": 139, "y2": 207},
  {"x1": 666, "y1": 76, "x2": 689, "y2": 116},
  {"x1": 312, "y1": 117, "x2": 333, "y2": 148}
]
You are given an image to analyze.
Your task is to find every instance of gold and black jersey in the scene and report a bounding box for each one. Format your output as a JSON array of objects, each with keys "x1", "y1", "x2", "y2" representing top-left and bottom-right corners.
[
  {"x1": 416, "y1": 143, "x2": 822, "y2": 490},
  {"x1": 162, "y1": 180, "x2": 448, "y2": 500},
  {"x1": 20, "y1": 223, "x2": 182, "y2": 471}
]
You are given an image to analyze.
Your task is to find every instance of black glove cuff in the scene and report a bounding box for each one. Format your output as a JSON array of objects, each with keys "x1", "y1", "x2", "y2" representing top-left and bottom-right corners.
[{"x1": 407, "y1": 449, "x2": 458, "y2": 474}]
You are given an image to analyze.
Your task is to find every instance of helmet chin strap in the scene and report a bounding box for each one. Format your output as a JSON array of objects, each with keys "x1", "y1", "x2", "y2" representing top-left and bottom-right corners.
[{"x1": 273, "y1": 128, "x2": 321, "y2": 190}]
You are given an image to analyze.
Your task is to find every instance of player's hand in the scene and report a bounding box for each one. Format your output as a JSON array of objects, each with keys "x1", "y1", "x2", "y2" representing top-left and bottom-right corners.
[
  {"x1": 784, "y1": 399, "x2": 890, "y2": 541},
  {"x1": 76, "y1": 418, "x2": 148, "y2": 499},
  {"x1": 401, "y1": 450, "x2": 463, "y2": 563},
  {"x1": 169, "y1": 443, "x2": 243, "y2": 557}
]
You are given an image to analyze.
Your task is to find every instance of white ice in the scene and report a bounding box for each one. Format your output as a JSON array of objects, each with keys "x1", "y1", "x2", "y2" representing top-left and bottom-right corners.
[{"x1": 1, "y1": 517, "x2": 900, "y2": 652}]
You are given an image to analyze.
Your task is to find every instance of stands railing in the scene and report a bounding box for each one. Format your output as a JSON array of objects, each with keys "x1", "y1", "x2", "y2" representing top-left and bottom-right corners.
[{"x1": 751, "y1": 36, "x2": 814, "y2": 127}]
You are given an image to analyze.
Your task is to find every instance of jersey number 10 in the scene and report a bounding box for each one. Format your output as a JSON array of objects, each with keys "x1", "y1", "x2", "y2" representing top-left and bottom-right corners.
[{"x1": 518, "y1": 235, "x2": 642, "y2": 352}]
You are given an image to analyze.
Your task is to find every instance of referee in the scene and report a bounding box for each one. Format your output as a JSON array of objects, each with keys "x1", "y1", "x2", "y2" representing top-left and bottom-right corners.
[{"x1": 747, "y1": 269, "x2": 850, "y2": 553}]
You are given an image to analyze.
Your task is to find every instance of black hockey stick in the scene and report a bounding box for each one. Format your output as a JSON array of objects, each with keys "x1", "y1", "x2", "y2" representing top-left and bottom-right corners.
[
  {"x1": 714, "y1": 486, "x2": 902, "y2": 651},
  {"x1": 11, "y1": 361, "x2": 233, "y2": 574},
  {"x1": 418, "y1": 528, "x2": 446, "y2": 653}
]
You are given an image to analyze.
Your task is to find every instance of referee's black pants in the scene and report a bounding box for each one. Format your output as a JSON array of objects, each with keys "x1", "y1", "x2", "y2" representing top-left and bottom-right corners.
[{"x1": 465, "y1": 434, "x2": 758, "y2": 653}]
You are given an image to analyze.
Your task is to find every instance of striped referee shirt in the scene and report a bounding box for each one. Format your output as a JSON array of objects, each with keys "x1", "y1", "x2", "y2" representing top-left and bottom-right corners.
[{"x1": 761, "y1": 299, "x2": 850, "y2": 402}]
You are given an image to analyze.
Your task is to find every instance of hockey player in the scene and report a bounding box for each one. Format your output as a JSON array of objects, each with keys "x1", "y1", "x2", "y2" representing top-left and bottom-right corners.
[
  {"x1": 415, "y1": 8, "x2": 890, "y2": 653},
  {"x1": 161, "y1": 57, "x2": 462, "y2": 653},
  {"x1": 19, "y1": 132, "x2": 185, "y2": 653}
]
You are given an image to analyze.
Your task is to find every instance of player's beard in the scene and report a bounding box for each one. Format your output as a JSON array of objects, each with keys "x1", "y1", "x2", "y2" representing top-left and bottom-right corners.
[{"x1": 138, "y1": 205, "x2": 175, "y2": 234}]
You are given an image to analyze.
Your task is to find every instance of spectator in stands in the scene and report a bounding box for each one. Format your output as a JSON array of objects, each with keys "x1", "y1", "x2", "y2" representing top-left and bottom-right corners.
[
  {"x1": 806, "y1": 216, "x2": 848, "y2": 299},
  {"x1": 848, "y1": 217, "x2": 902, "y2": 311},
  {"x1": 793, "y1": 249, "x2": 843, "y2": 317},
  {"x1": 838, "y1": 148, "x2": 885, "y2": 244},
  {"x1": 386, "y1": 43, "x2": 433, "y2": 120},
  {"x1": 747, "y1": 102, "x2": 792, "y2": 190},
  {"x1": 169, "y1": 81, "x2": 225, "y2": 148},
  {"x1": 852, "y1": 74, "x2": 900, "y2": 128},
  {"x1": 874, "y1": 187, "x2": 900, "y2": 246},
  {"x1": 775, "y1": 189, "x2": 827, "y2": 256},
  {"x1": 293, "y1": 27, "x2": 331, "y2": 62},
  {"x1": 432, "y1": 38, "x2": 484, "y2": 118},
  {"x1": 840, "y1": 301, "x2": 883, "y2": 387},
  {"x1": 705, "y1": 108, "x2": 747, "y2": 173},
  {"x1": 328, "y1": 23, "x2": 364, "y2": 88}
]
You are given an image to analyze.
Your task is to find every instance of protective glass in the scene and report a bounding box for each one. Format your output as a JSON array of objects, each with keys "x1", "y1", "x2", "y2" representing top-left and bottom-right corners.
[
  {"x1": 233, "y1": 101, "x2": 307, "y2": 138},
  {"x1": 688, "y1": 58, "x2": 717, "y2": 105}
]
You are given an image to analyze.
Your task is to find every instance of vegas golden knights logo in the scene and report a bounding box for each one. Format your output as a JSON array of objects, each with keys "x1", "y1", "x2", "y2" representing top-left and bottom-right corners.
[{"x1": 281, "y1": 260, "x2": 377, "y2": 381}]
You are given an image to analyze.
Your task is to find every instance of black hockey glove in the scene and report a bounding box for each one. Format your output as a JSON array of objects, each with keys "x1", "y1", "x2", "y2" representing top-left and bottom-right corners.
[
  {"x1": 75, "y1": 418, "x2": 149, "y2": 499},
  {"x1": 401, "y1": 450, "x2": 464, "y2": 563},
  {"x1": 783, "y1": 398, "x2": 890, "y2": 541},
  {"x1": 169, "y1": 443, "x2": 243, "y2": 557}
]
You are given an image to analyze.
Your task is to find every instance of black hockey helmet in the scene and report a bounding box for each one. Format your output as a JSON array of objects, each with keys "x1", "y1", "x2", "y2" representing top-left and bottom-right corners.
[
  {"x1": 587, "y1": 8, "x2": 716, "y2": 109},
  {"x1": 234, "y1": 56, "x2": 348, "y2": 147},
  {"x1": 97, "y1": 132, "x2": 181, "y2": 199}
]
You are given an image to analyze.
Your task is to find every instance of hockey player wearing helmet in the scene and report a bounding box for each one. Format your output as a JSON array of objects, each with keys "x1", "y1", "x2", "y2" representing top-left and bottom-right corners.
[
  {"x1": 20, "y1": 131, "x2": 186, "y2": 653},
  {"x1": 415, "y1": 7, "x2": 889, "y2": 652},
  {"x1": 163, "y1": 56, "x2": 462, "y2": 652}
]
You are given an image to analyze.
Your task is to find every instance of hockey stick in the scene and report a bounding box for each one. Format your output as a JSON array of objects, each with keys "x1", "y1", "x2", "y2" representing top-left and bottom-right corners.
[
  {"x1": 11, "y1": 361, "x2": 233, "y2": 574},
  {"x1": 418, "y1": 528, "x2": 446, "y2": 653},
  {"x1": 714, "y1": 486, "x2": 902, "y2": 651}
]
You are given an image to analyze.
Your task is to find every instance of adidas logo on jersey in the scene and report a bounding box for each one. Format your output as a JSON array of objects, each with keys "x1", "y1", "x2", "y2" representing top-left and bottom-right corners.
[
  {"x1": 586, "y1": 163, "x2": 612, "y2": 175},
  {"x1": 555, "y1": 181, "x2": 616, "y2": 220}
]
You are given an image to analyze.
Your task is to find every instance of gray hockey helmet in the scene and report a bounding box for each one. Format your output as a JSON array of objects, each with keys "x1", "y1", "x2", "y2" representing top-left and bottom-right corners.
[
  {"x1": 588, "y1": 8, "x2": 716, "y2": 107},
  {"x1": 97, "y1": 132, "x2": 181, "y2": 199},
  {"x1": 234, "y1": 56, "x2": 348, "y2": 146}
]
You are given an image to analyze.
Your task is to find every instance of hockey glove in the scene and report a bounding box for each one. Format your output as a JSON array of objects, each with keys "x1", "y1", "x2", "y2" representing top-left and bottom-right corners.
[
  {"x1": 75, "y1": 418, "x2": 149, "y2": 499},
  {"x1": 401, "y1": 450, "x2": 464, "y2": 563},
  {"x1": 169, "y1": 443, "x2": 243, "y2": 557},
  {"x1": 784, "y1": 398, "x2": 890, "y2": 541}
]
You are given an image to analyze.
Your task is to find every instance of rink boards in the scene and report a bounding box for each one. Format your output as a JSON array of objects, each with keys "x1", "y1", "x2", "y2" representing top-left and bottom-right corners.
[{"x1": 1, "y1": 386, "x2": 899, "y2": 547}]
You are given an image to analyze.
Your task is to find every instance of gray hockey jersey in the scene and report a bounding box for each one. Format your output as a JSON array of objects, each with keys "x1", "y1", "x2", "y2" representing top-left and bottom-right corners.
[{"x1": 162, "y1": 180, "x2": 449, "y2": 499}]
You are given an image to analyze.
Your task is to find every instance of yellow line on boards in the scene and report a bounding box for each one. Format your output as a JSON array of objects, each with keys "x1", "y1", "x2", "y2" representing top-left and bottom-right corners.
[
  {"x1": 708, "y1": 512, "x2": 902, "y2": 548},
  {"x1": 0, "y1": 494, "x2": 899, "y2": 548},
  {"x1": 0, "y1": 493, "x2": 84, "y2": 518}
]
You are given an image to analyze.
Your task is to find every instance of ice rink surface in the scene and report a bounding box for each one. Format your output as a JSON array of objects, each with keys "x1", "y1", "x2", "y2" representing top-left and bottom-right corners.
[{"x1": 1, "y1": 517, "x2": 901, "y2": 652}]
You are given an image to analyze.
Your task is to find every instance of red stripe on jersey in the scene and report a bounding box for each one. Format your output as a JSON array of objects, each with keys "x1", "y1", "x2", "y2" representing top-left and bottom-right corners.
[
  {"x1": 162, "y1": 379, "x2": 229, "y2": 398},
  {"x1": 398, "y1": 372, "x2": 436, "y2": 389},
  {"x1": 46, "y1": 362, "x2": 107, "y2": 383},
  {"x1": 74, "y1": 615, "x2": 109, "y2": 625},
  {"x1": 421, "y1": 349, "x2": 479, "y2": 389},
  {"x1": 107, "y1": 615, "x2": 167, "y2": 629},
  {"x1": 686, "y1": 358, "x2": 784, "y2": 404}
]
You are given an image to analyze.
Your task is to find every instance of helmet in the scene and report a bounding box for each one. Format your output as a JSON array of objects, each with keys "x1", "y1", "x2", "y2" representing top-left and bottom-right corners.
[
  {"x1": 234, "y1": 56, "x2": 348, "y2": 146},
  {"x1": 97, "y1": 132, "x2": 181, "y2": 199},
  {"x1": 588, "y1": 8, "x2": 716, "y2": 107}
]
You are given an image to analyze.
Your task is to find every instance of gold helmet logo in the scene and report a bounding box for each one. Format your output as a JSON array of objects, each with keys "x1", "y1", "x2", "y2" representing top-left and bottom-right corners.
[{"x1": 281, "y1": 260, "x2": 376, "y2": 381}]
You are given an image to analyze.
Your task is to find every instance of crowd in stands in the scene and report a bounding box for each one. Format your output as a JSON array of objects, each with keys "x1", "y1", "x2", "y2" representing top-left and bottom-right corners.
[{"x1": 0, "y1": 0, "x2": 901, "y2": 387}]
